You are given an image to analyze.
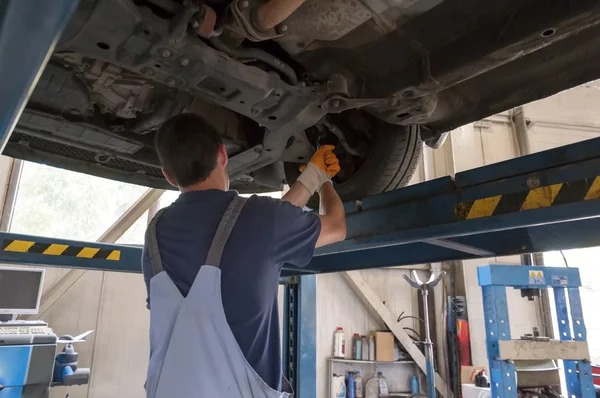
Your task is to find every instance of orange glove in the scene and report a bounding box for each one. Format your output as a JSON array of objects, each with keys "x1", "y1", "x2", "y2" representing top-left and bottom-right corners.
[
  {"x1": 297, "y1": 145, "x2": 341, "y2": 195},
  {"x1": 300, "y1": 145, "x2": 341, "y2": 178}
]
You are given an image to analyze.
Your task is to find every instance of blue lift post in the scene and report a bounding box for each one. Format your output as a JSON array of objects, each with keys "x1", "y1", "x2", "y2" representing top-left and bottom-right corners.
[{"x1": 478, "y1": 265, "x2": 595, "y2": 398}]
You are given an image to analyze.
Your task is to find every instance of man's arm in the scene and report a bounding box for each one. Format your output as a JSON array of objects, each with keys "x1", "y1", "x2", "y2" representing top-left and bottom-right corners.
[
  {"x1": 281, "y1": 180, "x2": 312, "y2": 208},
  {"x1": 316, "y1": 181, "x2": 346, "y2": 247},
  {"x1": 280, "y1": 144, "x2": 346, "y2": 246}
]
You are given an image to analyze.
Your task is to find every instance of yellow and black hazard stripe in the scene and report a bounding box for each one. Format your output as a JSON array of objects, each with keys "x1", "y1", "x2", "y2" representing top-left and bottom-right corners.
[
  {"x1": 455, "y1": 175, "x2": 600, "y2": 220},
  {"x1": 1, "y1": 239, "x2": 120, "y2": 261}
]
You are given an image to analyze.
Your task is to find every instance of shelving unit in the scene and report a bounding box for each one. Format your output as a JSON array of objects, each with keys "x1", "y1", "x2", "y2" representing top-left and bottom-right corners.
[
  {"x1": 328, "y1": 358, "x2": 418, "y2": 397},
  {"x1": 330, "y1": 358, "x2": 415, "y2": 365}
]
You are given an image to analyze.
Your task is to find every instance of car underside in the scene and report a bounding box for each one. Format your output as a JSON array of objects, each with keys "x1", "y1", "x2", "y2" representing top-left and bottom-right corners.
[{"x1": 8, "y1": 0, "x2": 600, "y2": 200}]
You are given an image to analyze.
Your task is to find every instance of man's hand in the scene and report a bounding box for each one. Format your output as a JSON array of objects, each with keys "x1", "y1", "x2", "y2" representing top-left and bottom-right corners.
[
  {"x1": 300, "y1": 145, "x2": 341, "y2": 178},
  {"x1": 296, "y1": 145, "x2": 341, "y2": 196},
  {"x1": 282, "y1": 146, "x2": 341, "y2": 208}
]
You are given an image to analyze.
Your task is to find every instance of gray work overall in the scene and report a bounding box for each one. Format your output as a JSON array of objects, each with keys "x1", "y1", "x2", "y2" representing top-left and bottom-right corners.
[{"x1": 144, "y1": 196, "x2": 291, "y2": 398}]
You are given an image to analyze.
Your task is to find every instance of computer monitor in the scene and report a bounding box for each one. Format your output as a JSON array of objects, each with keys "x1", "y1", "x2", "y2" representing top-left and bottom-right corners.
[{"x1": 0, "y1": 267, "x2": 44, "y2": 315}]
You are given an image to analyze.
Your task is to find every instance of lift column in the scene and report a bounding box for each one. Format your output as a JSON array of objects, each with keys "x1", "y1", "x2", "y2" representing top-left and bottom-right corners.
[{"x1": 478, "y1": 264, "x2": 595, "y2": 398}]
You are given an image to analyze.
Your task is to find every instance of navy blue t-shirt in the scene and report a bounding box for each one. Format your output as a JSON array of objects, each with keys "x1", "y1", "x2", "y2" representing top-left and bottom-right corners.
[{"x1": 141, "y1": 190, "x2": 320, "y2": 390}]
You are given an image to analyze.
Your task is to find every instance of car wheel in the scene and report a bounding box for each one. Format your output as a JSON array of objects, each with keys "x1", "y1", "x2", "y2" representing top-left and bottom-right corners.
[{"x1": 285, "y1": 118, "x2": 422, "y2": 207}]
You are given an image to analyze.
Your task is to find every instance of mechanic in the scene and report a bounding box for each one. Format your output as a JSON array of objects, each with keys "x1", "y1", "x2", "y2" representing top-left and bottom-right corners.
[{"x1": 142, "y1": 113, "x2": 346, "y2": 398}]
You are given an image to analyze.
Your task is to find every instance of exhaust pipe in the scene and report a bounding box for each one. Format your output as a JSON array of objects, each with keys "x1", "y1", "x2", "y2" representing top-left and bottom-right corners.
[{"x1": 254, "y1": 0, "x2": 305, "y2": 31}]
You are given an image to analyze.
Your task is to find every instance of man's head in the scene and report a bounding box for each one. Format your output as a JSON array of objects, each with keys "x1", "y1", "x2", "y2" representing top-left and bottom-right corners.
[{"x1": 155, "y1": 113, "x2": 229, "y2": 191}]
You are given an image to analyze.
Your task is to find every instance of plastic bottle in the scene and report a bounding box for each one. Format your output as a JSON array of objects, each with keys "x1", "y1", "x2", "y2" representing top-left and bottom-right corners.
[
  {"x1": 364, "y1": 373, "x2": 379, "y2": 398},
  {"x1": 410, "y1": 375, "x2": 420, "y2": 394},
  {"x1": 361, "y1": 336, "x2": 369, "y2": 360},
  {"x1": 377, "y1": 372, "x2": 389, "y2": 397},
  {"x1": 368, "y1": 335, "x2": 375, "y2": 361},
  {"x1": 354, "y1": 371, "x2": 364, "y2": 398},
  {"x1": 334, "y1": 327, "x2": 346, "y2": 358},
  {"x1": 353, "y1": 333, "x2": 362, "y2": 360},
  {"x1": 331, "y1": 374, "x2": 347, "y2": 398},
  {"x1": 347, "y1": 371, "x2": 355, "y2": 398},
  {"x1": 475, "y1": 369, "x2": 489, "y2": 387}
]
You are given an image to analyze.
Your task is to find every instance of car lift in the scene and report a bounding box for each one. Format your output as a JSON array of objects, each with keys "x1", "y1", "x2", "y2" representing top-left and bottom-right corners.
[{"x1": 1, "y1": 1, "x2": 600, "y2": 397}]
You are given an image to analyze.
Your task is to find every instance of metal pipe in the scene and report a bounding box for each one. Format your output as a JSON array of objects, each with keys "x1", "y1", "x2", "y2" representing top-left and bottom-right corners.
[
  {"x1": 512, "y1": 107, "x2": 531, "y2": 156},
  {"x1": 431, "y1": 262, "x2": 448, "y2": 381},
  {"x1": 210, "y1": 38, "x2": 298, "y2": 85},
  {"x1": 254, "y1": 0, "x2": 305, "y2": 31},
  {"x1": 421, "y1": 287, "x2": 437, "y2": 398},
  {"x1": 403, "y1": 271, "x2": 446, "y2": 398},
  {"x1": 0, "y1": 0, "x2": 81, "y2": 153},
  {"x1": 0, "y1": 159, "x2": 23, "y2": 232}
]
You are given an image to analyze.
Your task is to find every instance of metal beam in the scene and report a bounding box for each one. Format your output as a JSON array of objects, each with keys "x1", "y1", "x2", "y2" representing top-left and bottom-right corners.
[
  {"x1": 21, "y1": 188, "x2": 164, "y2": 319},
  {"x1": 0, "y1": 0, "x2": 80, "y2": 152},
  {"x1": 343, "y1": 271, "x2": 452, "y2": 398},
  {"x1": 511, "y1": 107, "x2": 531, "y2": 157},
  {"x1": 97, "y1": 189, "x2": 165, "y2": 242},
  {"x1": 2, "y1": 137, "x2": 600, "y2": 275},
  {"x1": 0, "y1": 159, "x2": 22, "y2": 232}
]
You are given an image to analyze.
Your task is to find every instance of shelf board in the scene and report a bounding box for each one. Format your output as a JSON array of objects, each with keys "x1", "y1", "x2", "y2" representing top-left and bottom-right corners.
[{"x1": 329, "y1": 358, "x2": 415, "y2": 364}]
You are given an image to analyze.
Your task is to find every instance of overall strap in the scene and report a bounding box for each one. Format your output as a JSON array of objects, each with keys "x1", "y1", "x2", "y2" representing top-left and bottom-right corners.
[
  {"x1": 146, "y1": 208, "x2": 169, "y2": 277},
  {"x1": 205, "y1": 196, "x2": 247, "y2": 267}
]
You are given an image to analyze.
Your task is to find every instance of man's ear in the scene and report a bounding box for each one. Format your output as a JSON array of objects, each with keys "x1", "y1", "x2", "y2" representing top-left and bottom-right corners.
[
  {"x1": 219, "y1": 144, "x2": 228, "y2": 168},
  {"x1": 162, "y1": 169, "x2": 178, "y2": 188}
]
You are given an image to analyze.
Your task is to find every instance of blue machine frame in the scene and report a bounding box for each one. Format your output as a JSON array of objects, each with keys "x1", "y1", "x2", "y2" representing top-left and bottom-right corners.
[{"x1": 478, "y1": 265, "x2": 595, "y2": 398}]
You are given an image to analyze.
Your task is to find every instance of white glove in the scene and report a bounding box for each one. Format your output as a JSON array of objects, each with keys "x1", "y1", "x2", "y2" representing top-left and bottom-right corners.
[{"x1": 297, "y1": 162, "x2": 331, "y2": 196}]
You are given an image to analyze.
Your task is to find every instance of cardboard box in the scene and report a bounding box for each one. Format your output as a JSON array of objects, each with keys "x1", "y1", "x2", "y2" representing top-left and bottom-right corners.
[{"x1": 375, "y1": 331, "x2": 394, "y2": 361}]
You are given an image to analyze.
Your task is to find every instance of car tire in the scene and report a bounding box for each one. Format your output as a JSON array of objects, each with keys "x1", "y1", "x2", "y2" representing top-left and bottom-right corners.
[{"x1": 285, "y1": 123, "x2": 422, "y2": 206}]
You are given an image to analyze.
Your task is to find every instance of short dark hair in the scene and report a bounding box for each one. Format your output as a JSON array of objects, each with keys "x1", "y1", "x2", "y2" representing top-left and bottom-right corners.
[{"x1": 155, "y1": 113, "x2": 222, "y2": 187}]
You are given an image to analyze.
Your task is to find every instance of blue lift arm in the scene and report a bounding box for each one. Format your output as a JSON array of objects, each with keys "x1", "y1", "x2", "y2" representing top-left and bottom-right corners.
[
  {"x1": 0, "y1": 0, "x2": 81, "y2": 153},
  {"x1": 0, "y1": 136, "x2": 599, "y2": 275}
]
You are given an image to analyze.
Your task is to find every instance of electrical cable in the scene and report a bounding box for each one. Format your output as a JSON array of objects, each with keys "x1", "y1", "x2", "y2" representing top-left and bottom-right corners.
[
  {"x1": 403, "y1": 327, "x2": 422, "y2": 340},
  {"x1": 397, "y1": 311, "x2": 425, "y2": 324},
  {"x1": 560, "y1": 250, "x2": 570, "y2": 267}
]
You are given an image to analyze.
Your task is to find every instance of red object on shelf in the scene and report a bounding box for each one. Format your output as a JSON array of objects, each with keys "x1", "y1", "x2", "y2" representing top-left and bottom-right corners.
[
  {"x1": 457, "y1": 319, "x2": 471, "y2": 366},
  {"x1": 592, "y1": 364, "x2": 600, "y2": 386}
]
